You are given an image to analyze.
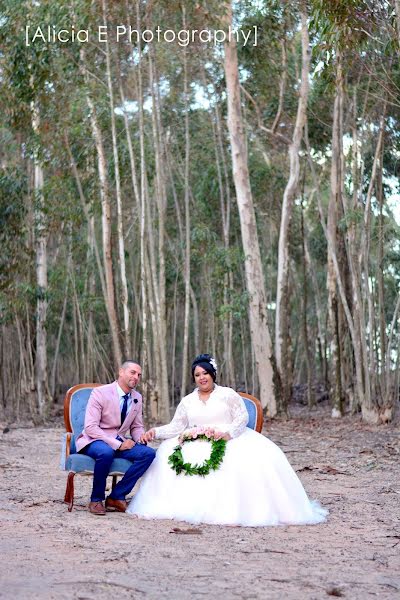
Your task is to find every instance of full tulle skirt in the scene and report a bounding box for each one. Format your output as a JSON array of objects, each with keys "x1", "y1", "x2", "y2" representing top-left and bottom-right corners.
[{"x1": 127, "y1": 429, "x2": 327, "y2": 527}]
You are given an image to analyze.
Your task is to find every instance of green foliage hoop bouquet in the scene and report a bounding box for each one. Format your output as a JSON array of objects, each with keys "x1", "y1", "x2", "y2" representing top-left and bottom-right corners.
[{"x1": 168, "y1": 427, "x2": 227, "y2": 477}]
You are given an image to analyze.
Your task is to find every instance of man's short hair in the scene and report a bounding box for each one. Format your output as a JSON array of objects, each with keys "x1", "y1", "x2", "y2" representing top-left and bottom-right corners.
[{"x1": 120, "y1": 359, "x2": 141, "y2": 369}]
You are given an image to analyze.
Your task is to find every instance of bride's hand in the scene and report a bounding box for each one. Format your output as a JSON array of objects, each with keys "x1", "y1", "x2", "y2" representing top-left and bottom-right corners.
[
  {"x1": 141, "y1": 428, "x2": 156, "y2": 443},
  {"x1": 213, "y1": 430, "x2": 231, "y2": 441}
]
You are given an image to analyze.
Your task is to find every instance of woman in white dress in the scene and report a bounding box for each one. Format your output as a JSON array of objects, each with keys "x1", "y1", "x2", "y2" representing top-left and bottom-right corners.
[{"x1": 128, "y1": 354, "x2": 327, "y2": 527}]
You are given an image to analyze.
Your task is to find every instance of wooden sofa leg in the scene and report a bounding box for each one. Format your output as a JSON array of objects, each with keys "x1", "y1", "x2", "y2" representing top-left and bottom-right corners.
[
  {"x1": 64, "y1": 472, "x2": 75, "y2": 512},
  {"x1": 111, "y1": 475, "x2": 118, "y2": 490}
]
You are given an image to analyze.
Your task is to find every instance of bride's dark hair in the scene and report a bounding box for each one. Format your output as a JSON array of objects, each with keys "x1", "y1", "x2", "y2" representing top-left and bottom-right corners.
[{"x1": 191, "y1": 354, "x2": 217, "y2": 382}]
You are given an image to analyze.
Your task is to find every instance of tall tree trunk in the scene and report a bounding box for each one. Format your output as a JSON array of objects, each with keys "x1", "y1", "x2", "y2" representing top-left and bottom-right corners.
[
  {"x1": 395, "y1": 0, "x2": 400, "y2": 45},
  {"x1": 103, "y1": 0, "x2": 130, "y2": 359},
  {"x1": 81, "y1": 49, "x2": 122, "y2": 370},
  {"x1": 377, "y1": 145, "x2": 386, "y2": 400},
  {"x1": 300, "y1": 201, "x2": 315, "y2": 408},
  {"x1": 135, "y1": 0, "x2": 150, "y2": 416},
  {"x1": 213, "y1": 97, "x2": 234, "y2": 385},
  {"x1": 87, "y1": 94, "x2": 122, "y2": 369},
  {"x1": 359, "y1": 111, "x2": 386, "y2": 421},
  {"x1": 86, "y1": 216, "x2": 96, "y2": 382},
  {"x1": 31, "y1": 101, "x2": 49, "y2": 418},
  {"x1": 148, "y1": 49, "x2": 170, "y2": 421},
  {"x1": 327, "y1": 59, "x2": 345, "y2": 418},
  {"x1": 223, "y1": 1, "x2": 275, "y2": 415},
  {"x1": 306, "y1": 100, "x2": 362, "y2": 417},
  {"x1": 50, "y1": 272, "x2": 69, "y2": 397},
  {"x1": 302, "y1": 203, "x2": 328, "y2": 386},
  {"x1": 180, "y1": 12, "x2": 191, "y2": 399},
  {"x1": 275, "y1": 4, "x2": 310, "y2": 413}
]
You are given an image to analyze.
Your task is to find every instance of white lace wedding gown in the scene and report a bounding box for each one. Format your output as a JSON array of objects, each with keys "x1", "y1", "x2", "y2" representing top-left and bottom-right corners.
[{"x1": 127, "y1": 385, "x2": 327, "y2": 527}]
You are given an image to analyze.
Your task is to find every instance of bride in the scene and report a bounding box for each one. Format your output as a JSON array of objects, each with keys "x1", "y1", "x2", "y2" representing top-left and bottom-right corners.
[{"x1": 128, "y1": 354, "x2": 327, "y2": 527}]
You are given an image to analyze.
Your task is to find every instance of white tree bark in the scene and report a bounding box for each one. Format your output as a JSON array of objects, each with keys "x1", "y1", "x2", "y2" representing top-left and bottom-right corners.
[
  {"x1": 395, "y1": 0, "x2": 400, "y2": 45},
  {"x1": 223, "y1": 1, "x2": 275, "y2": 414},
  {"x1": 103, "y1": 0, "x2": 130, "y2": 358},
  {"x1": 148, "y1": 51, "x2": 170, "y2": 421},
  {"x1": 327, "y1": 62, "x2": 345, "y2": 418},
  {"x1": 135, "y1": 0, "x2": 150, "y2": 417},
  {"x1": 213, "y1": 97, "x2": 234, "y2": 385},
  {"x1": 31, "y1": 100, "x2": 49, "y2": 417},
  {"x1": 85, "y1": 88, "x2": 122, "y2": 369},
  {"x1": 275, "y1": 5, "x2": 310, "y2": 409},
  {"x1": 50, "y1": 248, "x2": 70, "y2": 397},
  {"x1": 305, "y1": 90, "x2": 389, "y2": 424},
  {"x1": 180, "y1": 11, "x2": 192, "y2": 399}
]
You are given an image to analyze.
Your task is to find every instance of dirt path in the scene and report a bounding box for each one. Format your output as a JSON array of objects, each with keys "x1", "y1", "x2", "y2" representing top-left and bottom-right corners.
[{"x1": 1, "y1": 406, "x2": 399, "y2": 600}]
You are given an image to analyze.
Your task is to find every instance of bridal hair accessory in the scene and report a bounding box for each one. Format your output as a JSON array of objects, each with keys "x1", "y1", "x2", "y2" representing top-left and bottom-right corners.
[
  {"x1": 209, "y1": 357, "x2": 217, "y2": 371},
  {"x1": 168, "y1": 427, "x2": 226, "y2": 477},
  {"x1": 191, "y1": 354, "x2": 218, "y2": 382}
]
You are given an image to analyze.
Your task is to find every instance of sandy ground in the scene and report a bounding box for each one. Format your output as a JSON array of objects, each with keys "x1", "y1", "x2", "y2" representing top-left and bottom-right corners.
[{"x1": 1, "y1": 404, "x2": 400, "y2": 600}]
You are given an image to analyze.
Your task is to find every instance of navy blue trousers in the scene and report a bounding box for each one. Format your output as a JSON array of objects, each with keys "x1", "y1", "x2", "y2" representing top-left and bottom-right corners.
[{"x1": 81, "y1": 440, "x2": 156, "y2": 502}]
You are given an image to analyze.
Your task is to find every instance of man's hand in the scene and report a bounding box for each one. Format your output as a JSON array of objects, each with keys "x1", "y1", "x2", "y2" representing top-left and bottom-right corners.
[
  {"x1": 119, "y1": 439, "x2": 135, "y2": 451},
  {"x1": 140, "y1": 429, "x2": 156, "y2": 443}
]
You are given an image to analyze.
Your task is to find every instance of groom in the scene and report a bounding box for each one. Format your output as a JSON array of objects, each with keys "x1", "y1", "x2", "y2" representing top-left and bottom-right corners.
[{"x1": 76, "y1": 360, "x2": 156, "y2": 515}]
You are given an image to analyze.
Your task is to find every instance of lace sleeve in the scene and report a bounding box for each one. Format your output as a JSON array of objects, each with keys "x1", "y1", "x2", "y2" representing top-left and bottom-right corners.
[
  {"x1": 154, "y1": 401, "x2": 188, "y2": 440},
  {"x1": 224, "y1": 390, "x2": 249, "y2": 439}
]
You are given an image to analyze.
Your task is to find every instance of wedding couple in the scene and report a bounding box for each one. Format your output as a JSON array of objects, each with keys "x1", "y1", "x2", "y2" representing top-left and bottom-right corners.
[{"x1": 76, "y1": 355, "x2": 327, "y2": 526}]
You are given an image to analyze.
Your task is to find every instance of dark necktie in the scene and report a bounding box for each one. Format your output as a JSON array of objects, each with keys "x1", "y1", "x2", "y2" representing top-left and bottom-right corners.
[{"x1": 121, "y1": 393, "x2": 130, "y2": 425}]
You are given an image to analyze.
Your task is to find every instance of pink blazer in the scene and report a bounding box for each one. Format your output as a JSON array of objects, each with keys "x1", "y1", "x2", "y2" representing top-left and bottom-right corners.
[{"x1": 75, "y1": 381, "x2": 145, "y2": 452}]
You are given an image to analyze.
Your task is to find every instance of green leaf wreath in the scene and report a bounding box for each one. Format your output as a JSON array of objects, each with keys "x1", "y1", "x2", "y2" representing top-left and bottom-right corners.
[{"x1": 168, "y1": 434, "x2": 227, "y2": 477}]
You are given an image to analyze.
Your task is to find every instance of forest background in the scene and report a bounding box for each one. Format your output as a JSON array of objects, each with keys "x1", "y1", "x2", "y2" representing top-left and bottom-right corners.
[{"x1": 0, "y1": 0, "x2": 399, "y2": 427}]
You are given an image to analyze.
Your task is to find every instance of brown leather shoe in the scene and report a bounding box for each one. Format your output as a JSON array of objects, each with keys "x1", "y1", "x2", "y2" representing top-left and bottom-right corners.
[
  {"x1": 105, "y1": 497, "x2": 127, "y2": 512},
  {"x1": 88, "y1": 501, "x2": 106, "y2": 515}
]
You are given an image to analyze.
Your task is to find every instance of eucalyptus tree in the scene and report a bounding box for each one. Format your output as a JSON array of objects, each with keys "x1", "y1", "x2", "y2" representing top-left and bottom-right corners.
[
  {"x1": 309, "y1": 0, "x2": 400, "y2": 422},
  {"x1": 2, "y1": 0, "x2": 399, "y2": 426},
  {"x1": 0, "y1": 0, "x2": 69, "y2": 417},
  {"x1": 102, "y1": 0, "x2": 130, "y2": 360},
  {"x1": 223, "y1": 1, "x2": 276, "y2": 415},
  {"x1": 275, "y1": 1, "x2": 310, "y2": 413}
]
